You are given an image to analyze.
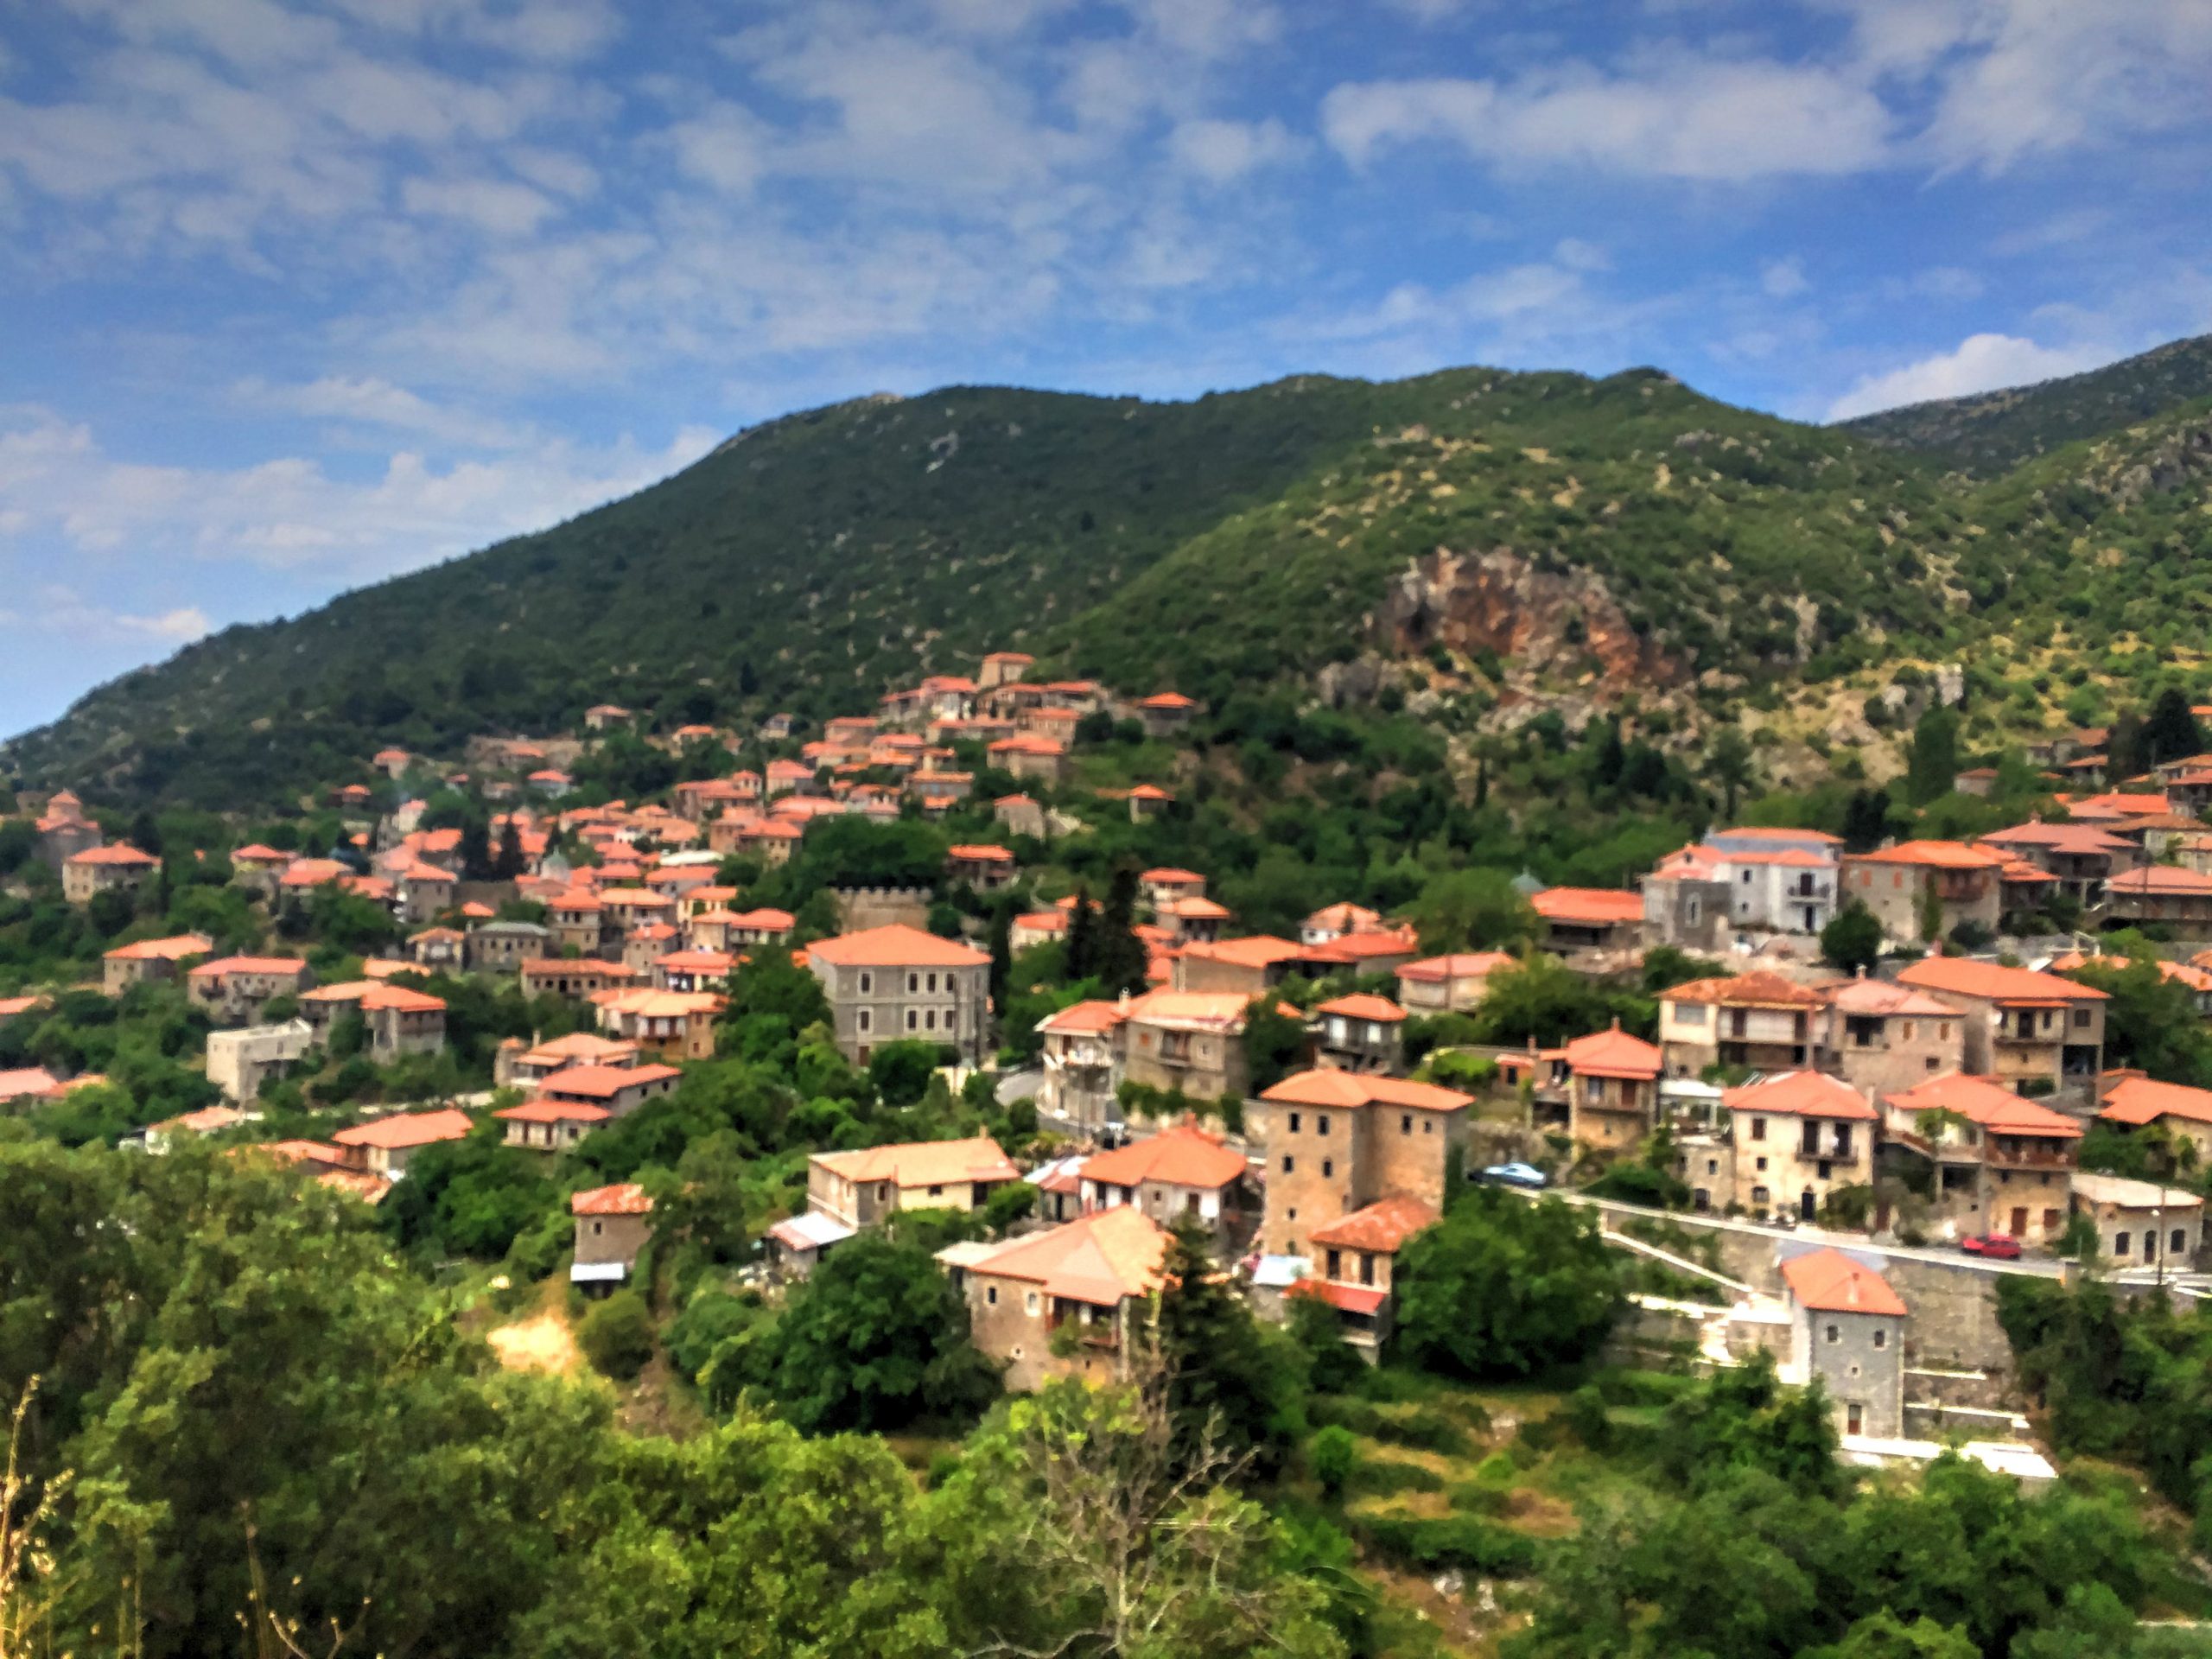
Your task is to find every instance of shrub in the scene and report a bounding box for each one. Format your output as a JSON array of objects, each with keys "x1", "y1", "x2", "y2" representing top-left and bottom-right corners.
[
  {"x1": 578, "y1": 1289, "x2": 656, "y2": 1382},
  {"x1": 1310, "y1": 1424, "x2": 1357, "y2": 1497}
]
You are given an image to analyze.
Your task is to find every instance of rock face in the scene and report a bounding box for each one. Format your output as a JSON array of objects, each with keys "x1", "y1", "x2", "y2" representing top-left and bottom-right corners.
[{"x1": 1372, "y1": 548, "x2": 1681, "y2": 689}]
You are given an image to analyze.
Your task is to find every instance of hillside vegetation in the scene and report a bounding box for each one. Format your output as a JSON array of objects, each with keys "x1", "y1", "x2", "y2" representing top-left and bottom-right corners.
[
  {"x1": 1842, "y1": 333, "x2": 2212, "y2": 473},
  {"x1": 11, "y1": 337, "x2": 2212, "y2": 808}
]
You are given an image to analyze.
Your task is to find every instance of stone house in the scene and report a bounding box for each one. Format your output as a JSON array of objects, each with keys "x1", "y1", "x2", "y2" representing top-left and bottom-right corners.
[
  {"x1": 1116, "y1": 989, "x2": 1267, "y2": 1109},
  {"x1": 407, "y1": 926, "x2": 467, "y2": 970},
  {"x1": 1976, "y1": 821, "x2": 2139, "y2": 906},
  {"x1": 1658, "y1": 970, "x2": 1826, "y2": 1079},
  {"x1": 1879, "y1": 1072, "x2": 2081, "y2": 1245},
  {"x1": 1643, "y1": 828, "x2": 1843, "y2": 947},
  {"x1": 1393, "y1": 951, "x2": 1516, "y2": 1015},
  {"x1": 2070, "y1": 1172, "x2": 2203, "y2": 1270},
  {"x1": 570, "y1": 1183, "x2": 654, "y2": 1293},
  {"x1": 1074, "y1": 1122, "x2": 1252, "y2": 1244},
  {"x1": 1781, "y1": 1248, "x2": 1907, "y2": 1440},
  {"x1": 536, "y1": 1061, "x2": 680, "y2": 1121},
  {"x1": 466, "y1": 919, "x2": 552, "y2": 972},
  {"x1": 1249, "y1": 1069, "x2": 1473, "y2": 1259},
  {"x1": 805, "y1": 1135, "x2": 1021, "y2": 1229},
  {"x1": 1311, "y1": 993, "x2": 1407, "y2": 1075},
  {"x1": 549, "y1": 891, "x2": 604, "y2": 956},
  {"x1": 1139, "y1": 868, "x2": 1207, "y2": 914},
  {"x1": 35, "y1": 789, "x2": 102, "y2": 868},
  {"x1": 63, "y1": 844, "x2": 159, "y2": 905},
  {"x1": 1556, "y1": 1024, "x2": 1665, "y2": 1153},
  {"x1": 988, "y1": 735, "x2": 1068, "y2": 784},
  {"x1": 1813, "y1": 976, "x2": 1968, "y2": 1099},
  {"x1": 1034, "y1": 998, "x2": 1128, "y2": 1131},
  {"x1": 2101, "y1": 866, "x2": 2212, "y2": 931},
  {"x1": 1293, "y1": 1194, "x2": 1439, "y2": 1359},
  {"x1": 1895, "y1": 958, "x2": 2106, "y2": 1096},
  {"x1": 519, "y1": 957, "x2": 643, "y2": 1001},
  {"x1": 494, "y1": 1096, "x2": 611, "y2": 1153},
  {"x1": 763, "y1": 1210, "x2": 857, "y2": 1279},
  {"x1": 1528, "y1": 887, "x2": 1644, "y2": 953},
  {"x1": 299, "y1": 982, "x2": 448, "y2": 1061},
  {"x1": 1723, "y1": 1071, "x2": 1879, "y2": 1223},
  {"x1": 331, "y1": 1107, "x2": 474, "y2": 1179},
  {"x1": 101, "y1": 933, "x2": 213, "y2": 996},
  {"x1": 994, "y1": 793, "x2": 1047, "y2": 839},
  {"x1": 1839, "y1": 841, "x2": 2004, "y2": 942},
  {"x1": 594, "y1": 988, "x2": 721, "y2": 1062},
  {"x1": 1134, "y1": 691, "x2": 1198, "y2": 738},
  {"x1": 186, "y1": 956, "x2": 314, "y2": 1025},
  {"x1": 804, "y1": 924, "x2": 992, "y2": 1065},
  {"x1": 957, "y1": 1206, "x2": 1170, "y2": 1395},
  {"x1": 2097, "y1": 1075, "x2": 2212, "y2": 1166},
  {"x1": 205, "y1": 1020, "x2": 313, "y2": 1103},
  {"x1": 1173, "y1": 936, "x2": 1306, "y2": 997},
  {"x1": 946, "y1": 844, "x2": 1017, "y2": 891}
]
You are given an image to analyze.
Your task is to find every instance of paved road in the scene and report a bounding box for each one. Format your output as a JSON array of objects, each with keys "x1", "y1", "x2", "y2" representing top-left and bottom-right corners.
[{"x1": 996, "y1": 1068, "x2": 1041, "y2": 1105}]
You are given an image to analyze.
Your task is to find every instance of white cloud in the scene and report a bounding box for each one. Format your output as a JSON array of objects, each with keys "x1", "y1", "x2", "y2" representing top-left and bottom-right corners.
[
  {"x1": 1884, "y1": 265, "x2": 1984, "y2": 301},
  {"x1": 0, "y1": 588, "x2": 212, "y2": 645},
  {"x1": 664, "y1": 103, "x2": 768, "y2": 195},
  {"x1": 0, "y1": 405, "x2": 718, "y2": 580},
  {"x1": 232, "y1": 376, "x2": 522, "y2": 448},
  {"x1": 399, "y1": 175, "x2": 557, "y2": 235},
  {"x1": 1165, "y1": 116, "x2": 1300, "y2": 183},
  {"x1": 1826, "y1": 332, "x2": 2120, "y2": 420},
  {"x1": 1321, "y1": 58, "x2": 1894, "y2": 181},
  {"x1": 1760, "y1": 256, "x2": 1808, "y2": 297},
  {"x1": 1116, "y1": 0, "x2": 1280, "y2": 61},
  {"x1": 1553, "y1": 237, "x2": 1611, "y2": 271}
]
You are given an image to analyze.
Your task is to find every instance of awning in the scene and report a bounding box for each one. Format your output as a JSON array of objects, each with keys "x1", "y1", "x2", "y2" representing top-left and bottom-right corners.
[{"x1": 569, "y1": 1261, "x2": 628, "y2": 1284}]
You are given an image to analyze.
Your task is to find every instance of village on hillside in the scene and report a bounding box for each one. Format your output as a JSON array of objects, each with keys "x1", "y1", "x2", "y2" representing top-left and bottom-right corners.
[{"x1": 16, "y1": 655, "x2": 2212, "y2": 1483}]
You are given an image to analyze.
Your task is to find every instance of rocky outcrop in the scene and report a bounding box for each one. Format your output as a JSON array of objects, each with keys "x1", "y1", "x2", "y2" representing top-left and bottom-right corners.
[{"x1": 1372, "y1": 548, "x2": 1681, "y2": 688}]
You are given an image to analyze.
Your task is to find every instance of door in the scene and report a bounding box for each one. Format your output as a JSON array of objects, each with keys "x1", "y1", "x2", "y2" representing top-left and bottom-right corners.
[
  {"x1": 2010, "y1": 1206, "x2": 2028, "y2": 1237},
  {"x1": 1846, "y1": 1402, "x2": 1863, "y2": 1435},
  {"x1": 1801, "y1": 1190, "x2": 1817, "y2": 1222}
]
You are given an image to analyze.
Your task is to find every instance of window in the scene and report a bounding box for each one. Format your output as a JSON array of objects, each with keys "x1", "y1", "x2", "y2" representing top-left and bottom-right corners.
[
  {"x1": 1872, "y1": 1329, "x2": 1886, "y2": 1349},
  {"x1": 1318, "y1": 1115, "x2": 1331, "y2": 1135},
  {"x1": 1325, "y1": 1249, "x2": 1342, "y2": 1278},
  {"x1": 1321, "y1": 1159, "x2": 1334, "y2": 1178},
  {"x1": 1402, "y1": 1114, "x2": 1413, "y2": 1135},
  {"x1": 1751, "y1": 1117, "x2": 1767, "y2": 1141},
  {"x1": 1025, "y1": 1292, "x2": 1039, "y2": 1315},
  {"x1": 986, "y1": 1286, "x2": 998, "y2": 1306},
  {"x1": 2074, "y1": 1007, "x2": 2093, "y2": 1028},
  {"x1": 925, "y1": 1009, "x2": 938, "y2": 1030},
  {"x1": 859, "y1": 1009, "x2": 872, "y2": 1033},
  {"x1": 907, "y1": 973, "x2": 918, "y2": 994},
  {"x1": 2177, "y1": 1229, "x2": 2190, "y2": 1255},
  {"x1": 1423, "y1": 1120, "x2": 1433, "y2": 1134},
  {"x1": 1676, "y1": 1003, "x2": 1708, "y2": 1026},
  {"x1": 1756, "y1": 1156, "x2": 1768, "y2": 1173},
  {"x1": 2116, "y1": 1231, "x2": 2132, "y2": 1257},
  {"x1": 590, "y1": 1221, "x2": 602, "y2": 1236},
  {"x1": 1847, "y1": 1402, "x2": 1863, "y2": 1434},
  {"x1": 1281, "y1": 1155, "x2": 1294, "y2": 1173},
  {"x1": 859, "y1": 972, "x2": 873, "y2": 994},
  {"x1": 906, "y1": 1009, "x2": 918, "y2": 1031},
  {"x1": 1288, "y1": 1111, "x2": 1301, "y2": 1134},
  {"x1": 928, "y1": 1184, "x2": 943, "y2": 1198},
  {"x1": 1825, "y1": 1324, "x2": 1840, "y2": 1344}
]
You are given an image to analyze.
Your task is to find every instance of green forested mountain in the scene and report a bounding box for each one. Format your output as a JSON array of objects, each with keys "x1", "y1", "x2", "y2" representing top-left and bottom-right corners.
[
  {"x1": 10, "y1": 344, "x2": 2212, "y2": 808},
  {"x1": 1841, "y1": 334, "x2": 2212, "y2": 473}
]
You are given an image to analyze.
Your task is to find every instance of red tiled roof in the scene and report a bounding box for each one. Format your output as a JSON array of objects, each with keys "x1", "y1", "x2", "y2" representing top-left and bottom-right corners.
[
  {"x1": 571, "y1": 1182, "x2": 654, "y2": 1216},
  {"x1": 332, "y1": 1109, "x2": 474, "y2": 1150},
  {"x1": 1781, "y1": 1248, "x2": 1907, "y2": 1317},
  {"x1": 1899, "y1": 958, "x2": 2107, "y2": 1004},
  {"x1": 1723, "y1": 1071, "x2": 1878, "y2": 1122},
  {"x1": 1286, "y1": 1280, "x2": 1389, "y2": 1316},
  {"x1": 1080, "y1": 1123, "x2": 1247, "y2": 1191},
  {"x1": 2101, "y1": 1075, "x2": 2212, "y2": 1129},
  {"x1": 1885, "y1": 1072, "x2": 2081, "y2": 1137},
  {"x1": 1397, "y1": 951, "x2": 1516, "y2": 982},
  {"x1": 965, "y1": 1206, "x2": 1168, "y2": 1306},
  {"x1": 1529, "y1": 887, "x2": 1643, "y2": 925},
  {"x1": 1259, "y1": 1070, "x2": 1473, "y2": 1112},
  {"x1": 1308, "y1": 1194, "x2": 1439, "y2": 1253},
  {"x1": 542, "y1": 1063, "x2": 682, "y2": 1100},
  {"x1": 1662, "y1": 969, "x2": 1824, "y2": 1008},
  {"x1": 1849, "y1": 840, "x2": 2003, "y2": 870},
  {"x1": 806, "y1": 924, "x2": 989, "y2": 969},
  {"x1": 1562, "y1": 1025, "x2": 1662, "y2": 1079},
  {"x1": 1315, "y1": 992, "x2": 1408, "y2": 1023}
]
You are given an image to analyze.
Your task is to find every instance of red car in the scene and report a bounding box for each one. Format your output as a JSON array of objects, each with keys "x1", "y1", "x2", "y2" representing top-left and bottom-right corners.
[{"x1": 1961, "y1": 1233, "x2": 2023, "y2": 1260}]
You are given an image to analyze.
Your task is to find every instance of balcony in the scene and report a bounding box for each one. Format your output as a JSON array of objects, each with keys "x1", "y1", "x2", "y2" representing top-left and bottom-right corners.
[{"x1": 1985, "y1": 1141, "x2": 2079, "y2": 1172}]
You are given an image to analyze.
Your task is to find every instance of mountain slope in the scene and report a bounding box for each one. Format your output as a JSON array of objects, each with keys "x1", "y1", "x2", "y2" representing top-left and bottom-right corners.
[
  {"x1": 1840, "y1": 334, "x2": 2212, "y2": 473},
  {"x1": 10, "y1": 346, "x2": 2210, "y2": 810}
]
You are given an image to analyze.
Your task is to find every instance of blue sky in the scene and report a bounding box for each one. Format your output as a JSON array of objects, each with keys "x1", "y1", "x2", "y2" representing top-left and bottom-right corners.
[{"x1": 4, "y1": 0, "x2": 2211, "y2": 739}]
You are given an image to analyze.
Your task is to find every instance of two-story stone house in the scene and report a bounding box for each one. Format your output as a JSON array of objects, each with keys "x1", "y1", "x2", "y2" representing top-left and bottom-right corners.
[
  {"x1": 1813, "y1": 974, "x2": 1968, "y2": 1099},
  {"x1": 1658, "y1": 970, "x2": 1825, "y2": 1079},
  {"x1": 1839, "y1": 841, "x2": 2004, "y2": 942},
  {"x1": 804, "y1": 924, "x2": 992, "y2": 1065},
  {"x1": 1293, "y1": 1193, "x2": 1440, "y2": 1360},
  {"x1": 1880, "y1": 1071, "x2": 2081, "y2": 1245},
  {"x1": 1780, "y1": 1248, "x2": 1907, "y2": 1440},
  {"x1": 1249, "y1": 1070, "x2": 1473, "y2": 1259},
  {"x1": 1723, "y1": 1071, "x2": 1879, "y2": 1223},
  {"x1": 1074, "y1": 1122, "x2": 1252, "y2": 1244},
  {"x1": 1896, "y1": 958, "x2": 2106, "y2": 1097},
  {"x1": 957, "y1": 1207, "x2": 1169, "y2": 1394},
  {"x1": 805, "y1": 1135, "x2": 1020, "y2": 1229}
]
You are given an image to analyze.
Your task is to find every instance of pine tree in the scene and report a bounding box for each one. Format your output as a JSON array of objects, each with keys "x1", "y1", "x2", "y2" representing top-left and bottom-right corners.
[
  {"x1": 2144, "y1": 688, "x2": 2203, "y2": 766},
  {"x1": 459, "y1": 817, "x2": 493, "y2": 880},
  {"x1": 493, "y1": 819, "x2": 527, "y2": 880},
  {"x1": 1094, "y1": 867, "x2": 1147, "y2": 996},
  {"x1": 1065, "y1": 887, "x2": 1097, "y2": 981}
]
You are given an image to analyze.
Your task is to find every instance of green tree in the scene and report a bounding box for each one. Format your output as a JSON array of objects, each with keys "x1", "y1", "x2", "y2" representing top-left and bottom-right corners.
[
  {"x1": 867, "y1": 1039, "x2": 942, "y2": 1106},
  {"x1": 2143, "y1": 687, "x2": 2204, "y2": 766},
  {"x1": 1705, "y1": 728, "x2": 1757, "y2": 820},
  {"x1": 1093, "y1": 866, "x2": 1149, "y2": 996},
  {"x1": 987, "y1": 903, "x2": 1012, "y2": 1011},
  {"x1": 1395, "y1": 1187, "x2": 1621, "y2": 1379},
  {"x1": 493, "y1": 818, "x2": 528, "y2": 880},
  {"x1": 1151, "y1": 1218, "x2": 1302, "y2": 1478},
  {"x1": 1407, "y1": 868, "x2": 1537, "y2": 955},
  {"x1": 1821, "y1": 899, "x2": 1885, "y2": 975},
  {"x1": 1065, "y1": 887, "x2": 1098, "y2": 981},
  {"x1": 578, "y1": 1288, "x2": 657, "y2": 1380},
  {"x1": 1905, "y1": 706, "x2": 1960, "y2": 805},
  {"x1": 1309, "y1": 1423, "x2": 1357, "y2": 1497},
  {"x1": 751, "y1": 1234, "x2": 999, "y2": 1433},
  {"x1": 1242, "y1": 995, "x2": 1306, "y2": 1095}
]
